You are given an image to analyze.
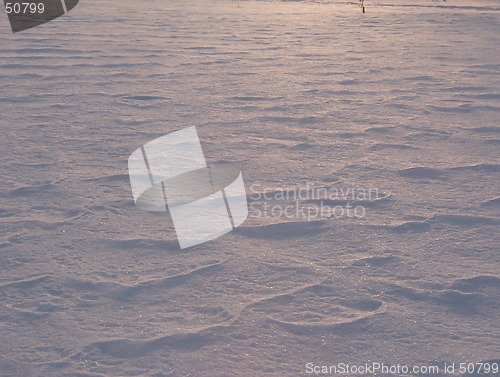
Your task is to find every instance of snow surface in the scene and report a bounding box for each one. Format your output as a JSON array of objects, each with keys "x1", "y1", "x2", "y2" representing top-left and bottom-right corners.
[{"x1": 0, "y1": 0, "x2": 498, "y2": 376}]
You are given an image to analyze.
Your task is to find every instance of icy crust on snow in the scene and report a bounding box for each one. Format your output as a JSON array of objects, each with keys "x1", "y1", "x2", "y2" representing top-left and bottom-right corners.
[{"x1": 0, "y1": 0, "x2": 498, "y2": 376}]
